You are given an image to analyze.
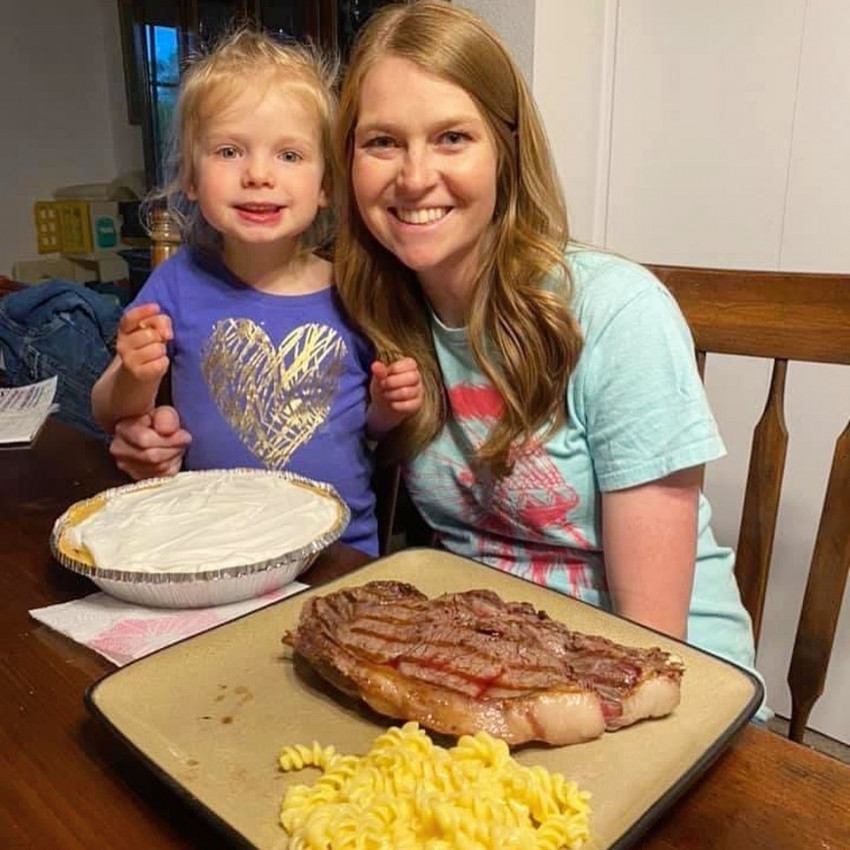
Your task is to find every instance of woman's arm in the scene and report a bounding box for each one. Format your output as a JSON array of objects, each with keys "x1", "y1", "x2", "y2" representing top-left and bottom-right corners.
[{"x1": 601, "y1": 465, "x2": 702, "y2": 640}]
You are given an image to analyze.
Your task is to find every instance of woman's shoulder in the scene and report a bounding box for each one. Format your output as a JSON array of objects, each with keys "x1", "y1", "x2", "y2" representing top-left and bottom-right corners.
[
  {"x1": 565, "y1": 245, "x2": 660, "y2": 299},
  {"x1": 562, "y1": 245, "x2": 674, "y2": 331}
]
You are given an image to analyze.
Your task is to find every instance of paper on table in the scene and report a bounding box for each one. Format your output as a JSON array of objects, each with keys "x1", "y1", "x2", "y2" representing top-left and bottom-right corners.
[
  {"x1": 0, "y1": 376, "x2": 57, "y2": 446},
  {"x1": 29, "y1": 580, "x2": 308, "y2": 666}
]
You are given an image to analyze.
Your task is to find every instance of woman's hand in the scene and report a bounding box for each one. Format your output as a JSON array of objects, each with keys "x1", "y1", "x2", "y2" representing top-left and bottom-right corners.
[{"x1": 109, "y1": 405, "x2": 192, "y2": 480}]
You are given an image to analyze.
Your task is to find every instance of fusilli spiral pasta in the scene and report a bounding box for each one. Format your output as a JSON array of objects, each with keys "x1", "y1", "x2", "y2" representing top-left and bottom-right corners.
[{"x1": 278, "y1": 722, "x2": 591, "y2": 849}]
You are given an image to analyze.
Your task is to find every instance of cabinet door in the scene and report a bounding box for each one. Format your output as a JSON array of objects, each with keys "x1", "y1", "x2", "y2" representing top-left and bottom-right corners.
[
  {"x1": 337, "y1": 0, "x2": 398, "y2": 53},
  {"x1": 259, "y1": 1, "x2": 335, "y2": 45}
]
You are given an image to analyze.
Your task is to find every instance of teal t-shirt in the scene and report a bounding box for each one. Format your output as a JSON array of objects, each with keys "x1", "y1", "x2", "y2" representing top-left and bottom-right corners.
[{"x1": 405, "y1": 248, "x2": 762, "y2": 699}]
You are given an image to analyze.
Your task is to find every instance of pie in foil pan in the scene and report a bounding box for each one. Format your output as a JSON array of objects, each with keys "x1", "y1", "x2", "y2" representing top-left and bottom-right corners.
[{"x1": 50, "y1": 469, "x2": 349, "y2": 608}]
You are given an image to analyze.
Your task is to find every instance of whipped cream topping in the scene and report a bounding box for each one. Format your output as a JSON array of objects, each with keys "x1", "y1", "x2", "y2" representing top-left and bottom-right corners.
[{"x1": 65, "y1": 472, "x2": 340, "y2": 574}]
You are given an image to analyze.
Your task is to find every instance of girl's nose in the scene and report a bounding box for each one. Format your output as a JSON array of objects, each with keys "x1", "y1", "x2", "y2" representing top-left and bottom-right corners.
[{"x1": 242, "y1": 155, "x2": 274, "y2": 187}]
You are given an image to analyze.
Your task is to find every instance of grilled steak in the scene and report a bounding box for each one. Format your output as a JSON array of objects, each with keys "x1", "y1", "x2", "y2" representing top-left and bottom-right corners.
[{"x1": 284, "y1": 581, "x2": 685, "y2": 746}]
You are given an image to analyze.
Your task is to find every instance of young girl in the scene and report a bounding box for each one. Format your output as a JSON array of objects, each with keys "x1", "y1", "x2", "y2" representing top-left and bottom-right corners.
[
  {"x1": 92, "y1": 29, "x2": 422, "y2": 556},
  {"x1": 332, "y1": 1, "x2": 766, "y2": 711}
]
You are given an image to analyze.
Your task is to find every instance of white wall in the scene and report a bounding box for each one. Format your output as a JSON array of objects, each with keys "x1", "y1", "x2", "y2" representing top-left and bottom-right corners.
[
  {"x1": 533, "y1": 0, "x2": 616, "y2": 242},
  {"x1": 0, "y1": 0, "x2": 143, "y2": 275},
  {"x1": 457, "y1": 0, "x2": 536, "y2": 84},
  {"x1": 532, "y1": 0, "x2": 850, "y2": 742},
  {"x1": 100, "y1": 0, "x2": 146, "y2": 178},
  {"x1": 780, "y1": 0, "x2": 850, "y2": 272}
]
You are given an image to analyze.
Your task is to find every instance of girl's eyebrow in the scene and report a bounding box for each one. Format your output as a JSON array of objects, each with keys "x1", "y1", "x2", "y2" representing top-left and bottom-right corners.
[{"x1": 204, "y1": 131, "x2": 320, "y2": 149}]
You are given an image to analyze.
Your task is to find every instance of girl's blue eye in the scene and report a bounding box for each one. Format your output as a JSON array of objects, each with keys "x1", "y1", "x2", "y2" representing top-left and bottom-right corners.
[
  {"x1": 217, "y1": 146, "x2": 240, "y2": 159},
  {"x1": 280, "y1": 150, "x2": 302, "y2": 163}
]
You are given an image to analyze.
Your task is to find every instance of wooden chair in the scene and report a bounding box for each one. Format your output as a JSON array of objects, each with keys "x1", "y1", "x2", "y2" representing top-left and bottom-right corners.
[
  {"x1": 149, "y1": 208, "x2": 181, "y2": 269},
  {"x1": 647, "y1": 264, "x2": 850, "y2": 742}
]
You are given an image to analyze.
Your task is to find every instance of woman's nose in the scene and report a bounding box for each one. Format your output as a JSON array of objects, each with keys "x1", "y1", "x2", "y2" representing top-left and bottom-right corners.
[
  {"x1": 397, "y1": 146, "x2": 436, "y2": 193},
  {"x1": 242, "y1": 155, "x2": 274, "y2": 187}
]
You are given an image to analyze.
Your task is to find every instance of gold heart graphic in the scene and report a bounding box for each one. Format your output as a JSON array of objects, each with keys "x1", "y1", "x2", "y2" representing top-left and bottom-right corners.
[{"x1": 201, "y1": 319, "x2": 347, "y2": 468}]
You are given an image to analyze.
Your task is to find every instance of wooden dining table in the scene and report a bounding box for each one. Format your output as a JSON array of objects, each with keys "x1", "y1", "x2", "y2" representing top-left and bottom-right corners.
[{"x1": 2, "y1": 418, "x2": 848, "y2": 850}]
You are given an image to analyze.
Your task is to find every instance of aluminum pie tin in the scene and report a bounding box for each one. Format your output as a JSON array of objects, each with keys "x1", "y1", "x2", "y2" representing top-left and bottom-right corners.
[{"x1": 50, "y1": 468, "x2": 350, "y2": 608}]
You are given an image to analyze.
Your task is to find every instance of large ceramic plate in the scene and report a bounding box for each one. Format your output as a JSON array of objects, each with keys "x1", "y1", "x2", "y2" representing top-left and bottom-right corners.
[{"x1": 86, "y1": 549, "x2": 762, "y2": 849}]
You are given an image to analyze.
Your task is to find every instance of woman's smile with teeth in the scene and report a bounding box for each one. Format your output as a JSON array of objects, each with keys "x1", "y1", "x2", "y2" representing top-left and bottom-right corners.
[{"x1": 393, "y1": 207, "x2": 451, "y2": 225}]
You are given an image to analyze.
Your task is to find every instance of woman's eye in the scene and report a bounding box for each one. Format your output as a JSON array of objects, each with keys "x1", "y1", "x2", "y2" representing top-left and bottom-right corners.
[
  {"x1": 440, "y1": 131, "x2": 469, "y2": 146},
  {"x1": 280, "y1": 150, "x2": 302, "y2": 163},
  {"x1": 364, "y1": 136, "x2": 396, "y2": 149}
]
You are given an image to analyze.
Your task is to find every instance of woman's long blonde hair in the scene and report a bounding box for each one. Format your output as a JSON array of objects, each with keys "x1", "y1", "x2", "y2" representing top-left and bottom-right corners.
[
  {"x1": 149, "y1": 28, "x2": 339, "y2": 257},
  {"x1": 334, "y1": 0, "x2": 582, "y2": 476}
]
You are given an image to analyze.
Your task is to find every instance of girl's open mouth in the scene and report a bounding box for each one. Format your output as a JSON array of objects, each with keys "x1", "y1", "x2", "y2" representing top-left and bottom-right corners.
[{"x1": 235, "y1": 204, "x2": 283, "y2": 222}]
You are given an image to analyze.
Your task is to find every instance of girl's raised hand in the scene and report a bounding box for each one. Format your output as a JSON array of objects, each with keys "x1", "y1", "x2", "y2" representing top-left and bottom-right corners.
[
  {"x1": 115, "y1": 303, "x2": 173, "y2": 383},
  {"x1": 368, "y1": 357, "x2": 424, "y2": 437},
  {"x1": 371, "y1": 357, "x2": 423, "y2": 414}
]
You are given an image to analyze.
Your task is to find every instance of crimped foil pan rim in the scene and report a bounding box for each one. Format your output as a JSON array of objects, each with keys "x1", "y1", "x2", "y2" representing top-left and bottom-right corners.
[{"x1": 50, "y1": 468, "x2": 350, "y2": 585}]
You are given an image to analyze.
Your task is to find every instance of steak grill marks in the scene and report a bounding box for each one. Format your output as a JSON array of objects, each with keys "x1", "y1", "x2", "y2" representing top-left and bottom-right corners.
[{"x1": 289, "y1": 581, "x2": 683, "y2": 717}]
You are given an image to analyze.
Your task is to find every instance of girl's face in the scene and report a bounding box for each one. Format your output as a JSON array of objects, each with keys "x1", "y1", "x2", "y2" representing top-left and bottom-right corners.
[
  {"x1": 188, "y1": 85, "x2": 327, "y2": 259},
  {"x1": 351, "y1": 56, "x2": 499, "y2": 300}
]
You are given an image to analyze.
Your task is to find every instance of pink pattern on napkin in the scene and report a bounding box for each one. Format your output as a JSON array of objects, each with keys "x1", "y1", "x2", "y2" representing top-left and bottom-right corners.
[
  {"x1": 29, "y1": 581, "x2": 308, "y2": 667},
  {"x1": 90, "y1": 610, "x2": 222, "y2": 665}
]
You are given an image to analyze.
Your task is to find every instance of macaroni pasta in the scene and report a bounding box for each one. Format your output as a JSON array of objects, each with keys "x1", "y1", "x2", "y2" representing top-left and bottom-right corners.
[{"x1": 278, "y1": 722, "x2": 591, "y2": 849}]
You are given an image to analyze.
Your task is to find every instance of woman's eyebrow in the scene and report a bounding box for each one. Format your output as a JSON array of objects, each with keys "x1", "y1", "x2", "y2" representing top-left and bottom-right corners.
[{"x1": 355, "y1": 115, "x2": 480, "y2": 136}]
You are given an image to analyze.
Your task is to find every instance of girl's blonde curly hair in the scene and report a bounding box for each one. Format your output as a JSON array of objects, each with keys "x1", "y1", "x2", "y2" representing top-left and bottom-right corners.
[{"x1": 149, "y1": 27, "x2": 339, "y2": 258}]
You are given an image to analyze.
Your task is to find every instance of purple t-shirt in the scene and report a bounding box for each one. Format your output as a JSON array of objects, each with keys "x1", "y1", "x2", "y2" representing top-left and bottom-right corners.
[{"x1": 130, "y1": 248, "x2": 377, "y2": 555}]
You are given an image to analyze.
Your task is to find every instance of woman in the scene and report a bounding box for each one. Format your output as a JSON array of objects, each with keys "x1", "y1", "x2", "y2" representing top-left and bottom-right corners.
[{"x1": 111, "y1": 1, "x2": 762, "y2": 698}]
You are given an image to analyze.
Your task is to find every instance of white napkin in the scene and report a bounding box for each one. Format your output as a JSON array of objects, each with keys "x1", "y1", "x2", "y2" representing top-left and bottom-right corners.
[{"x1": 29, "y1": 581, "x2": 308, "y2": 666}]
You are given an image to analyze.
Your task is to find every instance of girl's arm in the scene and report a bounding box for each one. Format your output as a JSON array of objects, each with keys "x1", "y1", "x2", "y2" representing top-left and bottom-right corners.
[
  {"x1": 91, "y1": 304, "x2": 172, "y2": 433},
  {"x1": 601, "y1": 465, "x2": 702, "y2": 640},
  {"x1": 92, "y1": 354, "x2": 161, "y2": 433}
]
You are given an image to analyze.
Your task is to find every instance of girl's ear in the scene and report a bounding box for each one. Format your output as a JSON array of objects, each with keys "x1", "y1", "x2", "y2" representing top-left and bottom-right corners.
[
  {"x1": 318, "y1": 185, "x2": 329, "y2": 209},
  {"x1": 182, "y1": 164, "x2": 198, "y2": 201}
]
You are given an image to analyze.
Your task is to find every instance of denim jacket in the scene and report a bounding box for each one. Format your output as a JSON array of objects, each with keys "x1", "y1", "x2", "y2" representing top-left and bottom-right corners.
[{"x1": 0, "y1": 281, "x2": 120, "y2": 439}]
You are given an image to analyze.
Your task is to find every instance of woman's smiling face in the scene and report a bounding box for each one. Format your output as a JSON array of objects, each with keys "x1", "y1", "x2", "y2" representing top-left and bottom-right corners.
[{"x1": 351, "y1": 56, "x2": 499, "y2": 300}]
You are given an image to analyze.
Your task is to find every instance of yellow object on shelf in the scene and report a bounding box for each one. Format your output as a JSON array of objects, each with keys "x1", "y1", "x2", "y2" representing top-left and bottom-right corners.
[
  {"x1": 33, "y1": 200, "x2": 120, "y2": 255},
  {"x1": 34, "y1": 202, "x2": 61, "y2": 253}
]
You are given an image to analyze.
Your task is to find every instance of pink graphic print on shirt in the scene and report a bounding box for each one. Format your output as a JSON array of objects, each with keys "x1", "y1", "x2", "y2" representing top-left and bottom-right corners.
[{"x1": 410, "y1": 384, "x2": 597, "y2": 594}]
